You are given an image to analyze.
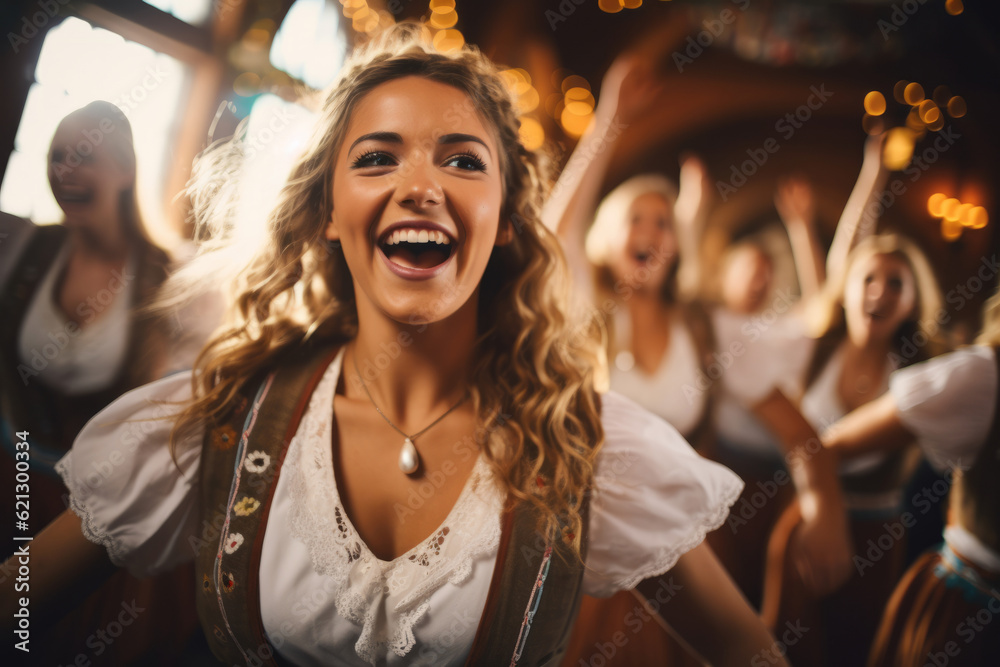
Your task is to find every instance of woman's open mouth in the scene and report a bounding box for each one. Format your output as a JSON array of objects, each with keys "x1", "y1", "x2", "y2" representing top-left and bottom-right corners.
[
  {"x1": 53, "y1": 185, "x2": 94, "y2": 205},
  {"x1": 376, "y1": 224, "x2": 455, "y2": 279}
]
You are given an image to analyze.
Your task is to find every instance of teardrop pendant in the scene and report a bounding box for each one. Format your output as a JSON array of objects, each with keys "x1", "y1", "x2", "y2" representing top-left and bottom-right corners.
[{"x1": 399, "y1": 437, "x2": 420, "y2": 475}]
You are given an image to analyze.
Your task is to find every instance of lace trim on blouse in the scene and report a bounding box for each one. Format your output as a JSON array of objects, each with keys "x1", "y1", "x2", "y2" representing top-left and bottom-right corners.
[
  {"x1": 56, "y1": 453, "x2": 130, "y2": 568},
  {"x1": 596, "y1": 465, "x2": 743, "y2": 592},
  {"x1": 285, "y1": 358, "x2": 503, "y2": 665}
]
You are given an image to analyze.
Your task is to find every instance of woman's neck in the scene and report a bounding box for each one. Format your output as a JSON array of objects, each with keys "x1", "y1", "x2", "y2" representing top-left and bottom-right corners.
[
  {"x1": 348, "y1": 301, "x2": 478, "y2": 430},
  {"x1": 67, "y1": 223, "x2": 128, "y2": 262},
  {"x1": 842, "y1": 336, "x2": 892, "y2": 372},
  {"x1": 627, "y1": 289, "x2": 671, "y2": 321}
]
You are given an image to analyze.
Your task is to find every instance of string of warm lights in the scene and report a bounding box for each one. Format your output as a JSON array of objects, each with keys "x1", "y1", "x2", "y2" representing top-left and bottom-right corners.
[
  {"x1": 859, "y1": 79, "x2": 984, "y2": 242},
  {"x1": 927, "y1": 193, "x2": 988, "y2": 242}
]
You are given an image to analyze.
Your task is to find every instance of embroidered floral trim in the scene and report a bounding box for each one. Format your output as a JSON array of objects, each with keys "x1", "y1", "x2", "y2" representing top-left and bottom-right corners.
[
  {"x1": 223, "y1": 532, "x2": 244, "y2": 554},
  {"x1": 211, "y1": 424, "x2": 238, "y2": 451},
  {"x1": 203, "y1": 574, "x2": 212, "y2": 594},
  {"x1": 244, "y1": 451, "x2": 270, "y2": 474},
  {"x1": 285, "y1": 353, "x2": 503, "y2": 666},
  {"x1": 222, "y1": 572, "x2": 237, "y2": 593},
  {"x1": 234, "y1": 496, "x2": 260, "y2": 516}
]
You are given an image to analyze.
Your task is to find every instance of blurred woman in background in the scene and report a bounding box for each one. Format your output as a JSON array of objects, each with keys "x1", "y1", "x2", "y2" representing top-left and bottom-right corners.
[
  {"x1": 763, "y1": 231, "x2": 949, "y2": 666},
  {"x1": 823, "y1": 284, "x2": 1000, "y2": 667},
  {"x1": 0, "y1": 100, "x2": 200, "y2": 665}
]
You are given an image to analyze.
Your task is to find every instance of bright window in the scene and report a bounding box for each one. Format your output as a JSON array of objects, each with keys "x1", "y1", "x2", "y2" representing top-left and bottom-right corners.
[{"x1": 269, "y1": 0, "x2": 347, "y2": 90}]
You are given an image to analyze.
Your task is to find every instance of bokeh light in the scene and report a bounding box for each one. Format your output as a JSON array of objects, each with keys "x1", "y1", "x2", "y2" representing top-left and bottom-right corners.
[
  {"x1": 946, "y1": 96, "x2": 967, "y2": 118},
  {"x1": 941, "y1": 216, "x2": 962, "y2": 241},
  {"x1": 518, "y1": 116, "x2": 544, "y2": 150},
  {"x1": 940, "y1": 197, "x2": 960, "y2": 221},
  {"x1": 927, "y1": 193, "x2": 947, "y2": 218},
  {"x1": 882, "y1": 127, "x2": 915, "y2": 170},
  {"x1": 863, "y1": 91, "x2": 886, "y2": 116},
  {"x1": 893, "y1": 80, "x2": 908, "y2": 104},
  {"x1": 903, "y1": 82, "x2": 924, "y2": 105},
  {"x1": 968, "y1": 206, "x2": 989, "y2": 230}
]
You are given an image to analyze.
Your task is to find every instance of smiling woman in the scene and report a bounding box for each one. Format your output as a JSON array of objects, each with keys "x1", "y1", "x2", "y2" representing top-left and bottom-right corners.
[
  {"x1": 327, "y1": 76, "x2": 505, "y2": 322},
  {"x1": 2, "y1": 23, "x2": 788, "y2": 667}
]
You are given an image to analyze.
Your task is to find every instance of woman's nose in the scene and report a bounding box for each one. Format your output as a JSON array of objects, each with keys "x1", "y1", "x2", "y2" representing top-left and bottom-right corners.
[
  {"x1": 396, "y1": 157, "x2": 443, "y2": 209},
  {"x1": 867, "y1": 279, "x2": 890, "y2": 304}
]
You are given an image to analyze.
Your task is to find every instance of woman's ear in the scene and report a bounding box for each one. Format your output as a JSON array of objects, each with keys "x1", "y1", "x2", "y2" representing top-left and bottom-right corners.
[{"x1": 325, "y1": 208, "x2": 340, "y2": 241}]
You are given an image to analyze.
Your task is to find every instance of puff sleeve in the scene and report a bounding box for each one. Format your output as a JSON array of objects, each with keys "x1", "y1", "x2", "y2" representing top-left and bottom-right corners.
[
  {"x1": 888, "y1": 345, "x2": 997, "y2": 472},
  {"x1": 584, "y1": 391, "x2": 744, "y2": 597},
  {"x1": 54, "y1": 371, "x2": 203, "y2": 577}
]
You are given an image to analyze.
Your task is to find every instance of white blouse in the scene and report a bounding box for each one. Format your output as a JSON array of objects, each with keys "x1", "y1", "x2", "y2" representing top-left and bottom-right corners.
[
  {"x1": 608, "y1": 309, "x2": 706, "y2": 437},
  {"x1": 710, "y1": 308, "x2": 813, "y2": 455},
  {"x1": 800, "y1": 343, "x2": 897, "y2": 478},
  {"x1": 57, "y1": 347, "x2": 743, "y2": 666},
  {"x1": 889, "y1": 345, "x2": 999, "y2": 573},
  {"x1": 18, "y1": 243, "x2": 134, "y2": 395}
]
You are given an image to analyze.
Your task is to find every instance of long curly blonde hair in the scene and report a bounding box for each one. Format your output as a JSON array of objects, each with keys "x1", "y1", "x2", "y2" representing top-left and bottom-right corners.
[{"x1": 162, "y1": 24, "x2": 604, "y2": 555}]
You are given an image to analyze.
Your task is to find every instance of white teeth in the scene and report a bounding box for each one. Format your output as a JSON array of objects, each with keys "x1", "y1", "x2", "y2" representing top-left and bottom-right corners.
[{"x1": 381, "y1": 228, "x2": 453, "y2": 246}]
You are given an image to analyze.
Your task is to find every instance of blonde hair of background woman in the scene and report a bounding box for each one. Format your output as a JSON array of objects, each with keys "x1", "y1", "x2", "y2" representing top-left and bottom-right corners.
[{"x1": 158, "y1": 24, "x2": 604, "y2": 555}]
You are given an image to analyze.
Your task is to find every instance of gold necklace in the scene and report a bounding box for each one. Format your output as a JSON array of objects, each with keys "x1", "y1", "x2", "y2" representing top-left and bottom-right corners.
[{"x1": 351, "y1": 349, "x2": 468, "y2": 475}]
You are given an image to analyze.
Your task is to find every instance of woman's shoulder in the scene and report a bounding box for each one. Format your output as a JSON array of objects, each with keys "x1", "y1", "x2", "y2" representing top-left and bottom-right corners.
[
  {"x1": 889, "y1": 345, "x2": 997, "y2": 470},
  {"x1": 584, "y1": 391, "x2": 743, "y2": 597},
  {"x1": 595, "y1": 389, "x2": 741, "y2": 488},
  {"x1": 0, "y1": 215, "x2": 60, "y2": 294},
  {"x1": 56, "y1": 369, "x2": 204, "y2": 575}
]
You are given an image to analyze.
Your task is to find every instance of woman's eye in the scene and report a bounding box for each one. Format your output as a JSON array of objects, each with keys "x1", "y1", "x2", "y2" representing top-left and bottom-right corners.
[
  {"x1": 351, "y1": 151, "x2": 395, "y2": 169},
  {"x1": 888, "y1": 277, "x2": 903, "y2": 290},
  {"x1": 443, "y1": 152, "x2": 487, "y2": 172}
]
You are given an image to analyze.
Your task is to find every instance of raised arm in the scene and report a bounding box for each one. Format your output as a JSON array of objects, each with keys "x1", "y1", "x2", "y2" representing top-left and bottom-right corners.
[
  {"x1": 0, "y1": 509, "x2": 117, "y2": 633},
  {"x1": 751, "y1": 388, "x2": 853, "y2": 596},
  {"x1": 635, "y1": 543, "x2": 790, "y2": 666},
  {"x1": 674, "y1": 154, "x2": 713, "y2": 301},
  {"x1": 826, "y1": 131, "x2": 889, "y2": 281},
  {"x1": 822, "y1": 392, "x2": 915, "y2": 458},
  {"x1": 540, "y1": 54, "x2": 663, "y2": 292},
  {"x1": 775, "y1": 176, "x2": 825, "y2": 301}
]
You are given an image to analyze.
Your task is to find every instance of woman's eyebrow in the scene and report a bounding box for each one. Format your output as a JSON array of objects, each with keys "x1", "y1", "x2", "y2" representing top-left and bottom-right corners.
[
  {"x1": 348, "y1": 131, "x2": 402, "y2": 153},
  {"x1": 347, "y1": 131, "x2": 492, "y2": 158},
  {"x1": 439, "y1": 133, "x2": 492, "y2": 157}
]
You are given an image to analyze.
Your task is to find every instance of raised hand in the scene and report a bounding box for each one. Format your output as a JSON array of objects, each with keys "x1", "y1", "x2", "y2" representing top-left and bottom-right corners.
[
  {"x1": 594, "y1": 52, "x2": 664, "y2": 128},
  {"x1": 676, "y1": 153, "x2": 712, "y2": 230},
  {"x1": 774, "y1": 176, "x2": 815, "y2": 229}
]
